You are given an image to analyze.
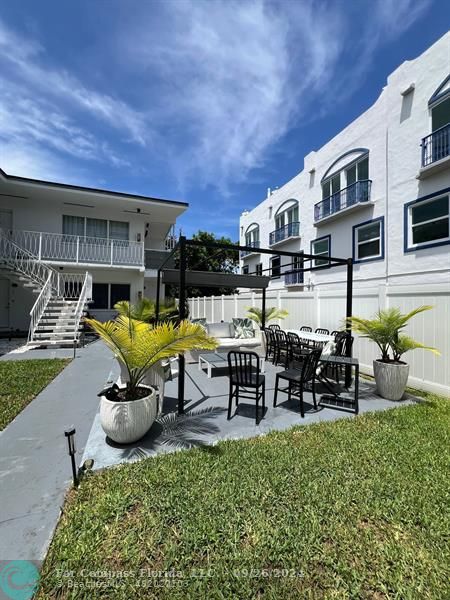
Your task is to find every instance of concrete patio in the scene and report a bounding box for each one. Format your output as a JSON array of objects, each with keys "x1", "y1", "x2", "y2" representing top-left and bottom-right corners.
[{"x1": 83, "y1": 356, "x2": 420, "y2": 470}]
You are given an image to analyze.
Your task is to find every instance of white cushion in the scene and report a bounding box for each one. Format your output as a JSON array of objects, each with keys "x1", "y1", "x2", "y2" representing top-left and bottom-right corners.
[{"x1": 215, "y1": 337, "x2": 260, "y2": 348}]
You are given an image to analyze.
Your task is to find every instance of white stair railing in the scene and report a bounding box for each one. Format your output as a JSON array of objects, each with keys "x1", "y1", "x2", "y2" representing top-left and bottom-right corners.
[
  {"x1": 72, "y1": 272, "x2": 93, "y2": 344},
  {"x1": 1, "y1": 228, "x2": 92, "y2": 344},
  {"x1": 0, "y1": 227, "x2": 61, "y2": 292},
  {"x1": 28, "y1": 273, "x2": 54, "y2": 343}
]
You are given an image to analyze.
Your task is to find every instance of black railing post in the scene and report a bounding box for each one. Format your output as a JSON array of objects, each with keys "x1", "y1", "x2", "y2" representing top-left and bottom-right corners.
[
  {"x1": 177, "y1": 236, "x2": 187, "y2": 415},
  {"x1": 155, "y1": 269, "x2": 161, "y2": 324},
  {"x1": 261, "y1": 287, "x2": 266, "y2": 331},
  {"x1": 345, "y1": 257, "x2": 353, "y2": 388}
]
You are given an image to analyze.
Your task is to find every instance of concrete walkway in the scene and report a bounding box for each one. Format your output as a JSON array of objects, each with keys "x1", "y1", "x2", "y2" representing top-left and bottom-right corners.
[{"x1": 0, "y1": 341, "x2": 116, "y2": 561}]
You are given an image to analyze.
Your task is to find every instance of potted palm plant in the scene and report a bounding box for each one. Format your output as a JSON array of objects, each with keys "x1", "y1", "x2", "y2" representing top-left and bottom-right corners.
[
  {"x1": 246, "y1": 306, "x2": 289, "y2": 328},
  {"x1": 114, "y1": 298, "x2": 179, "y2": 324},
  {"x1": 113, "y1": 298, "x2": 182, "y2": 401},
  {"x1": 347, "y1": 305, "x2": 439, "y2": 401},
  {"x1": 86, "y1": 316, "x2": 217, "y2": 443},
  {"x1": 246, "y1": 307, "x2": 288, "y2": 351}
]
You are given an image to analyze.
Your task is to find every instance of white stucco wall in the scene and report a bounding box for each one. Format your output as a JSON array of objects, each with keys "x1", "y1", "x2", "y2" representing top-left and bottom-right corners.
[
  {"x1": 0, "y1": 177, "x2": 186, "y2": 330},
  {"x1": 239, "y1": 31, "x2": 450, "y2": 292}
]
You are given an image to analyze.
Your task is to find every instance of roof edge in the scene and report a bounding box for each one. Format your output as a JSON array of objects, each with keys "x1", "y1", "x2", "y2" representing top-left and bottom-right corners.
[{"x1": 0, "y1": 167, "x2": 189, "y2": 208}]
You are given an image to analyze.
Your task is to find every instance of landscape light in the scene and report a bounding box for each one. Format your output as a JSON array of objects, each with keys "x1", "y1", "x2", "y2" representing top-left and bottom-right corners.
[{"x1": 64, "y1": 427, "x2": 78, "y2": 487}]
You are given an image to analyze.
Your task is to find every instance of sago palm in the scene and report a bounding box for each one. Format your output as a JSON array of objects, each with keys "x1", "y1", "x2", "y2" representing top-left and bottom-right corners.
[
  {"x1": 114, "y1": 298, "x2": 178, "y2": 323},
  {"x1": 246, "y1": 306, "x2": 289, "y2": 327},
  {"x1": 85, "y1": 316, "x2": 217, "y2": 400},
  {"x1": 346, "y1": 305, "x2": 439, "y2": 362}
]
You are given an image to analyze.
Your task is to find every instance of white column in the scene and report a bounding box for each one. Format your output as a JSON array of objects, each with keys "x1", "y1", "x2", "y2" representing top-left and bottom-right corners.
[
  {"x1": 234, "y1": 294, "x2": 238, "y2": 318},
  {"x1": 76, "y1": 236, "x2": 80, "y2": 264},
  {"x1": 38, "y1": 233, "x2": 42, "y2": 261},
  {"x1": 221, "y1": 295, "x2": 225, "y2": 321},
  {"x1": 110, "y1": 240, "x2": 114, "y2": 265},
  {"x1": 203, "y1": 296, "x2": 206, "y2": 319},
  {"x1": 211, "y1": 295, "x2": 215, "y2": 322}
]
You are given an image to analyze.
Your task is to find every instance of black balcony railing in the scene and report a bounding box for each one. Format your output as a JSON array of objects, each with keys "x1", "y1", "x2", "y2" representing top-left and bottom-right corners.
[
  {"x1": 240, "y1": 240, "x2": 260, "y2": 258},
  {"x1": 421, "y1": 123, "x2": 450, "y2": 167},
  {"x1": 285, "y1": 271, "x2": 304, "y2": 285},
  {"x1": 269, "y1": 221, "x2": 300, "y2": 245},
  {"x1": 314, "y1": 179, "x2": 372, "y2": 222}
]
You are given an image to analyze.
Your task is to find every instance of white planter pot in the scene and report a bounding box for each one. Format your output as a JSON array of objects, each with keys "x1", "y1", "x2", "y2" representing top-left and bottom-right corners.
[
  {"x1": 100, "y1": 384, "x2": 157, "y2": 444},
  {"x1": 255, "y1": 327, "x2": 266, "y2": 353},
  {"x1": 373, "y1": 360, "x2": 410, "y2": 401}
]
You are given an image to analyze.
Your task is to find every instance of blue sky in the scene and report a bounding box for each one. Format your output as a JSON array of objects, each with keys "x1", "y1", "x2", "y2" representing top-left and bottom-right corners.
[{"x1": 0, "y1": 0, "x2": 449, "y2": 239}]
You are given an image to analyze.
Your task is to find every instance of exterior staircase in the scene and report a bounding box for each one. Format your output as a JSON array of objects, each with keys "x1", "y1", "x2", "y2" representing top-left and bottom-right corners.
[
  {"x1": 31, "y1": 300, "x2": 84, "y2": 346},
  {"x1": 0, "y1": 228, "x2": 92, "y2": 347}
]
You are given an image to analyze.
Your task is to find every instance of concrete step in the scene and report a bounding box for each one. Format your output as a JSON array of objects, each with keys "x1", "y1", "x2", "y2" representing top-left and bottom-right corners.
[
  {"x1": 33, "y1": 332, "x2": 78, "y2": 339},
  {"x1": 39, "y1": 316, "x2": 75, "y2": 326},
  {"x1": 35, "y1": 325, "x2": 81, "y2": 332},
  {"x1": 42, "y1": 309, "x2": 77, "y2": 316}
]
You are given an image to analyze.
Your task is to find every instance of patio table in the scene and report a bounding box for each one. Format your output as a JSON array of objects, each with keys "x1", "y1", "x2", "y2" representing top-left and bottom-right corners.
[{"x1": 286, "y1": 330, "x2": 334, "y2": 344}]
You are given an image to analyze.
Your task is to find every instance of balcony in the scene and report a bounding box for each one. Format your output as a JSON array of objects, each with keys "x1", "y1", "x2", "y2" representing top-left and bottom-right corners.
[
  {"x1": 10, "y1": 230, "x2": 145, "y2": 268},
  {"x1": 285, "y1": 271, "x2": 303, "y2": 286},
  {"x1": 269, "y1": 222, "x2": 300, "y2": 246},
  {"x1": 418, "y1": 123, "x2": 450, "y2": 179},
  {"x1": 314, "y1": 180, "x2": 372, "y2": 225},
  {"x1": 240, "y1": 240, "x2": 260, "y2": 258}
]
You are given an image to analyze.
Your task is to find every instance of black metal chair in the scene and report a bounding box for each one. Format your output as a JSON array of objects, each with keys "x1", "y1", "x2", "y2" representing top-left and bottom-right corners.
[
  {"x1": 315, "y1": 327, "x2": 330, "y2": 335},
  {"x1": 331, "y1": 330, "x2": 340, "y2": 338},
  {"x1": 227, "y1": 351, "x2": 265, "y2": 424},
  {"x1": 329, "y1": 332, "x2": 354, "y2": 384},
  {"x1": 287, "y1": 332, "x2": 309, "y2": 365},
  {"x1": 274, "y1": 329, "x2": 290, "y2": 366},
  {"x1": 273, "y1": 348, "x2": 322, "y2": 417},
  {"x1": 267, "y1": 324, "x2": 281, "y2": 331},
  {"x1": 264, "y1": 327, "x2": 276, "y2": 362},
  {"x1": 299, "y1": 326, "x2": 312, "y2": 332}
]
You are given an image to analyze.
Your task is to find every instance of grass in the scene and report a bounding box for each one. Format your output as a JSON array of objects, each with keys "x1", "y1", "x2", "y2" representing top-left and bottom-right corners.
[
  {"x1": 0, "y1": 358, "x2": 70, "y2": 430},
  {"x1": 38, "y1": 394, "x2": 449, "y2": 599}
]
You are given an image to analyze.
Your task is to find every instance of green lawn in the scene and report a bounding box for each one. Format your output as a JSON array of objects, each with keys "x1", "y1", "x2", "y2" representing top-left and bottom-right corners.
[
  {"x1": 38, "y1": 394, "x2": 449, "y2": 599},
  {"x1": 0, "y1": 358, "x2": 70, "y2": 430}
]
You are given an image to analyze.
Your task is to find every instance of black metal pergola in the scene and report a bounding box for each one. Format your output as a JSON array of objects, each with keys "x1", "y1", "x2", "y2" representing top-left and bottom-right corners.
[{"x1": 155, "y1": 236, "x2": 353, "y2": 415}]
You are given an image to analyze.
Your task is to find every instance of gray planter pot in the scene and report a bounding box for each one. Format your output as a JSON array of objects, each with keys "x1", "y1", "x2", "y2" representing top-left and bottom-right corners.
[{"x1": 373, "y1": 360, "x2": 409, "y2": 401}]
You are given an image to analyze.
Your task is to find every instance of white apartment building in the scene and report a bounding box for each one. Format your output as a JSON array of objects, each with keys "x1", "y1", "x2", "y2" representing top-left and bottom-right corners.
[
  {"x1": 239, "y1": 32, "x2": 450, "y2": 293},
  {"x1": 0, "y1": 168, "x2": 187, "y2": 343}
]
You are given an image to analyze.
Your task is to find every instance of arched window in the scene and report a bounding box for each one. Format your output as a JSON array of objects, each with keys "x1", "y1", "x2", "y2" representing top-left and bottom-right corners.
[
  {"x1": 269, "y1": 199, "x2": 299, "y2": 244},
  {"x1": 244, "y1": 223, "x2": 260, "y2": 247},
  {"x1": 422, "y1": 76, "x2": 450, "y2": 167},
  {"x1": 316, "y1": 149, "x2": 371, "y2": 220},
  {"x1": 274, "y1": 199, "x2": 299, "y2": 230},
  {"x1": 429, "y1": 75, "x2": 450, "y2": 132}
]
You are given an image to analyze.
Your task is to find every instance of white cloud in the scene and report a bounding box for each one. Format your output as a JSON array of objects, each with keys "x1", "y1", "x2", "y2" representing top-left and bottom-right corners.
[
  {"x1": 0, "y1": 0, "x2": 432, "y2": 192},
  {"x1": 121, "y1": 0, "x2": 346, "y2": 192}
]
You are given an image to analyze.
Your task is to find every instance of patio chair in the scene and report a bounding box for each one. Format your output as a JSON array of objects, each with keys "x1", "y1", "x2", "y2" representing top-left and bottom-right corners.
[
  {"x1": 315, "y1": 327, "x2": 330, "y2": 335},
  {"x1": 267, "y1": 324, "x2": 281, "y2": 331},
  {"x1": 331, "y1": 330, "x2": 340, "y2": 338},
  {"x1": 287, "y1": 332, "x2": 310, "y2": 365},
  {"x1": 273, "y1": 348, "x2": 322, "y2": 417},
  {"x1": 264, "y1": 327, "x2": 276, "y2": 362},
  {"x1": 299, "y1": 326, "x2": 312, "y2": 332},
  {"x1": 227, "y1": 351, "x2": 265, "y2": 424},
  {"x1": 274, "y1": 329, "x2": 290, "y2": 366},
  {"x1": 328, "y1": 332, "x2": 354, "y2": 384}
]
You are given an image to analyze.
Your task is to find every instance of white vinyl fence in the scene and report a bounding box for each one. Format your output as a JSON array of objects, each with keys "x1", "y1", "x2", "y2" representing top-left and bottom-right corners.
[{"x1": 188, "y1": 284, "x2": 450, "y2": 397}]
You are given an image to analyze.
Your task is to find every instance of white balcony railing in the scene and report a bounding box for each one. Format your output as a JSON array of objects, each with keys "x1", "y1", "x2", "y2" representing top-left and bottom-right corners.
[{"x1": 10, "y1": 230, "x2": 145, "y2": 268}]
